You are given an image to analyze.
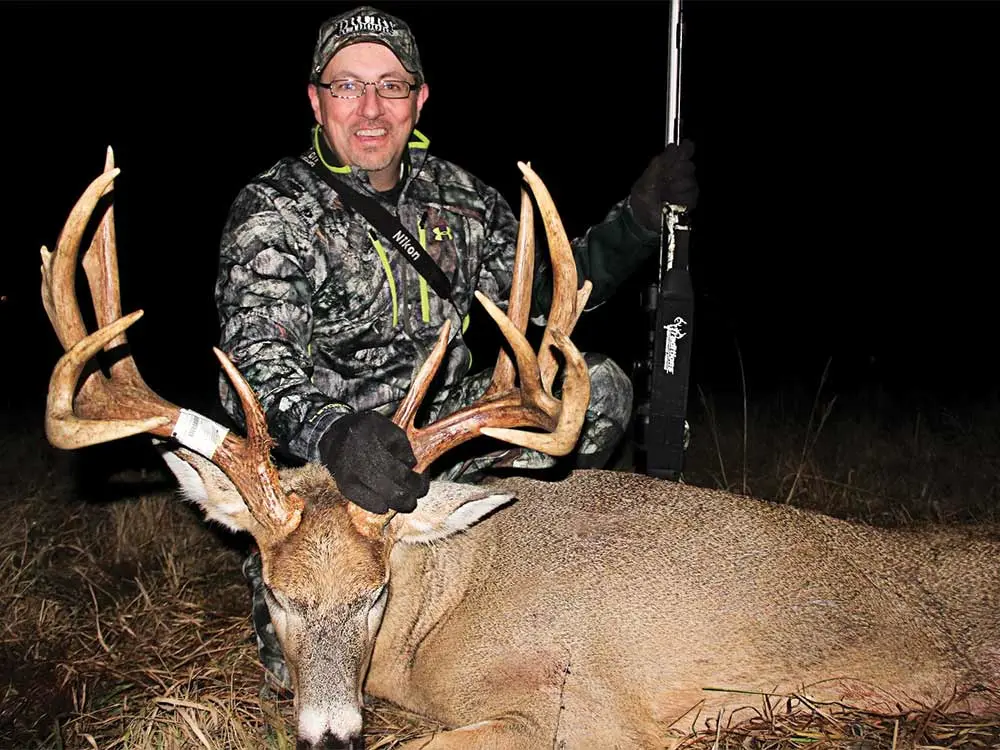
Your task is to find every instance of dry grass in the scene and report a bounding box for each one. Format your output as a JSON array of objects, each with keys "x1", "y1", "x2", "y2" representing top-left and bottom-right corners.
[
  {"x1": 688, "y1": 382, "x2": 1000, "y2": 527},
  {"x1": 667, "y1": 696, "x2": 1000, "y2": 749},
  {"x1": 2, "y1": 383, "x2": 1000, "y2": 749}
]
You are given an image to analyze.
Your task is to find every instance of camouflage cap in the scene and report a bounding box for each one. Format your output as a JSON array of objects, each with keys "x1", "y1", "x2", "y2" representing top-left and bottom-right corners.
[{"x1": 311, "y1": 6, "x2": 424, "y2": 83}]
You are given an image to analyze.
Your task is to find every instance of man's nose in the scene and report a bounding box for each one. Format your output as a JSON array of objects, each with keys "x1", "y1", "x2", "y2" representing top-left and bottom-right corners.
[{"x1": 358, "y1": 86, "x2": 384, "y2": 117}]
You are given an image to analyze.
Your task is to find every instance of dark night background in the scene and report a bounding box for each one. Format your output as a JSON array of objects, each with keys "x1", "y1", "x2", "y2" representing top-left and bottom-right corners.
[{"x1": 3, "y1": 0, "x2": 998, "y2": 444}]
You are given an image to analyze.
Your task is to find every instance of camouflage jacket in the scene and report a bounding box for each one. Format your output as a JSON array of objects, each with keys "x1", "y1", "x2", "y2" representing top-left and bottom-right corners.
[{"x1": 216, "y1": 128, "x2": 658, "y2": 462}]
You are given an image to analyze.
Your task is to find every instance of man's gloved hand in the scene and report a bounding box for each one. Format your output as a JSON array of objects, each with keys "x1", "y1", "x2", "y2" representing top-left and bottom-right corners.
[
  {"x1": 319, "y1": 411, "x2": 429, "y2": 514},
  {"x1": 629, "y1": 139, "x2": 699, "y2": 231}
]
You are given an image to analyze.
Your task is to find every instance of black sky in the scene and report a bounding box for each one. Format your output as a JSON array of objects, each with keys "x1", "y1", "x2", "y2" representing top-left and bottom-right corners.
[{"x1": 4, "y1": 0, "x2": 998, "y2": 421}]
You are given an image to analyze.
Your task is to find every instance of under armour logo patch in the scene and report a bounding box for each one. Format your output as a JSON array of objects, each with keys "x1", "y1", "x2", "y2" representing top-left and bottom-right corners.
[{"x1": 432, "y1": 225, "x2": 453, "y2": 241}]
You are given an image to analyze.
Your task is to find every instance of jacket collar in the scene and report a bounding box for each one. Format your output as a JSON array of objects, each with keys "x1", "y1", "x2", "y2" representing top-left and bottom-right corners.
[{"x1": 312, "y1": 125, "x2": 430, "y2": 199}]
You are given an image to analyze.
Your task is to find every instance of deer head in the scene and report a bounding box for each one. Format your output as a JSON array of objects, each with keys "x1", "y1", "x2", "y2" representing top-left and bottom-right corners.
[{"x1": 41, "y1": 148, "x2": 592, "y2": 748}]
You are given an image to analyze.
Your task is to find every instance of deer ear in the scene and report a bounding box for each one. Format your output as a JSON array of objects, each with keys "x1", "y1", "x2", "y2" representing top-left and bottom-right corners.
[
  {"x1": 389, "y1": 481, "x2": 516, "y2": 544},
  {"x1": 154, "y1": 441, "x2": 261, "y2": 537}
]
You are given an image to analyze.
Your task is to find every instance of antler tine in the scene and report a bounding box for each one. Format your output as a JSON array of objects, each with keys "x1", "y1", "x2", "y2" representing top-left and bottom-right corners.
[
  {"x1": 392, "y1": 320, "x2": 452, "y2": 433},
  {"x1": 46, "y1": 310, "x2": 172, "y2": 449},
  {"x1": 80, "y1": 147, "x2": 146, "y2": 387},
  {"x1": 42, "y1": 154, "x2": 301, "y2": 547},
  {"x1": 479, "y1": 328, "x2": 590, "y2": 455},
  {"x1": 516, "y1": 161, "x2": 591, "y2": 393},
  {"x1": 214, "y1": 349, "x2": 304, "y2": 538},
  {"x1": 473, "y1": 294, "x2": 591, "y2": 455},
  {"x1": 483, "y1": 182, "x2": 534, "y2": 397},
  {"x1": 40, "y1": 165, "x2": 118, "y2": 368}
]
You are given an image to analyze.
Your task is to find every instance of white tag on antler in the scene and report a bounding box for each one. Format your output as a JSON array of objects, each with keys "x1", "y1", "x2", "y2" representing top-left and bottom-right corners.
[{"x1": 172, "y1": 409, "x2": 230, "y2": 459}]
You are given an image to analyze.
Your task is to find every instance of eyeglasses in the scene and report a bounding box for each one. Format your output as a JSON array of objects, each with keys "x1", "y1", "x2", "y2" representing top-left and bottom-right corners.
[{"x1": 315, "y1": 78, "x2": 416, "y2": 100}]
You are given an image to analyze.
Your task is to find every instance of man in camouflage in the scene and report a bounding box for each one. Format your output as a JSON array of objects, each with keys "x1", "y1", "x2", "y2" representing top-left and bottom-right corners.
[{"x1": 215, "y1": 5, "x2": 698, "y2": 694}]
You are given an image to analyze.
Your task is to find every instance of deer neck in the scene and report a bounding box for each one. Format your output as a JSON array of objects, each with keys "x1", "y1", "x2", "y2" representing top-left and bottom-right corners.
[{"x1": 365, "y1": 524, "x2": 499, "y2": 692}]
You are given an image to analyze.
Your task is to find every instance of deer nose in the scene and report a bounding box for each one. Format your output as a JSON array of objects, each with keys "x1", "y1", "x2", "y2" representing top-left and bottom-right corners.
[{"x1": 296, "y1": 733, "x2": 365, "y2": 750}]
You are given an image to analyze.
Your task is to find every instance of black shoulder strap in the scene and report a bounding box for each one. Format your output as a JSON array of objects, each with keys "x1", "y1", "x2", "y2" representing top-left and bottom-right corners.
[{"x1": 301, "y1": 150, "x2": 454, "y2": 301}]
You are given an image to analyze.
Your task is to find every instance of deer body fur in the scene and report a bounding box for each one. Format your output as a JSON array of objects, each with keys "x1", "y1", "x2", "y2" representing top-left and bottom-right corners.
[{"x1": 365, "y1": 469, "x2": 1000, "y2": 748}]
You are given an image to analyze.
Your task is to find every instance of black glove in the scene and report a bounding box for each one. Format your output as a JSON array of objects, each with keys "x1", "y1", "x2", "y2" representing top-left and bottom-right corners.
[
  {"x1": 319, "y1": 411, "x2": 429, "y2": 514},
  {"x1": 629, "y1": 139, "x2": 699, "y2": 231}
]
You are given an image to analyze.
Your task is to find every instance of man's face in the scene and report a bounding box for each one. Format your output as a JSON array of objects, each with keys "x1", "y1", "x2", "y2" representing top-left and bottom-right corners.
[{"x1": 308, "y1": 42, "x2": 429, "y2": 191}]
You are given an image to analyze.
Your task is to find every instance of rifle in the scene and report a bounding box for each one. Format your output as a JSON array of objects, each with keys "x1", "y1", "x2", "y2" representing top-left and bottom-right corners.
[{"x1": 633, "y1": 0, "x2": 694, "y2": 481}]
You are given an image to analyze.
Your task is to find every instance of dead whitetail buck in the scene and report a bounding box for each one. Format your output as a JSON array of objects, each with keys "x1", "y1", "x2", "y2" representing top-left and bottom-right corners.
[{"x1": 43, "y1": 150, "x2": 1000, "y2": 750}]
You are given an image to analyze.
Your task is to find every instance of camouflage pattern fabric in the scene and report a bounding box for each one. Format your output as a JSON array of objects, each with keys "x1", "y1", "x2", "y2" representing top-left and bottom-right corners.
[
  {"x1": 216, "y1": 128, "x2": 659, "y2": 468},
  {"x1": 311, "y1": 5, "x2": 424, "y2": 83}
]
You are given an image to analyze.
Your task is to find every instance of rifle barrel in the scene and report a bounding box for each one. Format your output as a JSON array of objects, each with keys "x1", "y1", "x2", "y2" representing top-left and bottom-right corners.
[{"x1": 665, "y1": 0, "x2": 683, "y2": 147}]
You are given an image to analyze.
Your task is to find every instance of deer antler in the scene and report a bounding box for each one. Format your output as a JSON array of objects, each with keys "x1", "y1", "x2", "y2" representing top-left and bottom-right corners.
[
  {"x1": 390, "y1": 161, "x2": 592, "y2": 472},
  {"x1": 41, "y1": 148, "x2": 301, "y2": 548}
]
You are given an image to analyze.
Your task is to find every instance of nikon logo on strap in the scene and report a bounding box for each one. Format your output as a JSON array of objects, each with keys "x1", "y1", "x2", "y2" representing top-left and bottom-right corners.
[{"x1": 391, "y1": 229, "x2": 422, "y2": 262}]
